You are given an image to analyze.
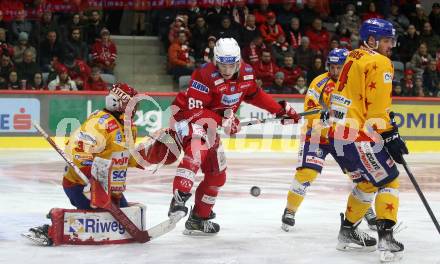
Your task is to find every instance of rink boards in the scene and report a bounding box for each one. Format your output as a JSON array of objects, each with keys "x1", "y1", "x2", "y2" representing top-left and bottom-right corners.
[{"x1": 0, "y1": 91, "x2": 439, "y2": 152}]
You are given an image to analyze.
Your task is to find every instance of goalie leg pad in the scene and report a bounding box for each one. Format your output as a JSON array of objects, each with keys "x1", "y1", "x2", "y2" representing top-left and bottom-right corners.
[{"x1": 47, "y1": 203, "x2": 146, "y2": 246}]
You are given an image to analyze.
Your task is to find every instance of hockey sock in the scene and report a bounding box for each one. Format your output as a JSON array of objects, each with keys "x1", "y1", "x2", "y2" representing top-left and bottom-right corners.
[
  {"x1": 172, "y1": 140, "x2": 208, "y2": 193},
  {"x1": 286, "y1": 168, "x2": 318, "y2": 211},
  {"x1": 343, "y1": 218, "x2": 354, "y2": 226},
  {"x1": 345, "y1": 181, "x2": 377, "y2": 224},
  {"x1": 194, "y1": 180, "x2": 219, "y2": 218},
  {"x1": 375, "y1": 178, "x2": 399, "y2": 223}
]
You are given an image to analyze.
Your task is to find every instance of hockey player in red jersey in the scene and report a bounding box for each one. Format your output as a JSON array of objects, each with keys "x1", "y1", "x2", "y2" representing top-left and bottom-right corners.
[{"x1": 167, "y1": 38, "x2": 301, "y2": 235}]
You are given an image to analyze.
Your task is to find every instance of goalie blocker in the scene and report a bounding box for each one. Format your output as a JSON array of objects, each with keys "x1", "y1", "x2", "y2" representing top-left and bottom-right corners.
[{"x1": 43, "y1": 203, "x2": 146, "y2": 246}]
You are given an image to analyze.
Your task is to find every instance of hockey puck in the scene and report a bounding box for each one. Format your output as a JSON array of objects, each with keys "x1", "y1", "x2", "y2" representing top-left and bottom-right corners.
[{"x1": 250, "y1": 186, "x2": 261, "y2": 197}]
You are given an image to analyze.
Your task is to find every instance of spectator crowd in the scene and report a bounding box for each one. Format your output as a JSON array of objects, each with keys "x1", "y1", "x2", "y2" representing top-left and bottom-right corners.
[
  {"x1": 153, "y1": 0, "x2": 440, "y2": 97},
  {"x1": 0, "y1": 0, "x2": 439, "y2": 97},
  {"x1": 0, "y1": 5, "x2": 117, "y2": 91}
]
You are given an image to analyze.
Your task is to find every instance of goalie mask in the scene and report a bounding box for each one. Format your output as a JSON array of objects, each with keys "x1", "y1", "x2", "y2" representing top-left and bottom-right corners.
[{"x1": 105, "y1": 83, "x2": 138, "y2": 114}]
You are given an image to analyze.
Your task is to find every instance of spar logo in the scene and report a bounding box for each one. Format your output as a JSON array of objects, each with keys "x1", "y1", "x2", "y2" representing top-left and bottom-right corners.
[
  {"x1": 0, "y1": 99, "x2": 40, "y2": 132},
  {"x1": 67, "y1": 217, "x2": 126, "y2": 235}
]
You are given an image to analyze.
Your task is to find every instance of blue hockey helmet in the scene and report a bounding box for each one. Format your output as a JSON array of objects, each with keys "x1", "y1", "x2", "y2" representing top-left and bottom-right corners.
[
  {"x1": 327, "y1": 48, "x2": 349, "y2": 66},
  {"x1": 360, "y1": 18, "x2": 396, "y2": 45}
]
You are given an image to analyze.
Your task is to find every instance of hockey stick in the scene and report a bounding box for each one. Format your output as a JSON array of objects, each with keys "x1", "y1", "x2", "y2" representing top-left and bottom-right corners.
[
  {"x1": 389, "y1": 113, "x2": 440, "y2": 235},
  {"x1": 240, "y1": 109, "x2": 322, "y2": 126},
  {"x1": 33, "y1": 122, "x2": 151, "y2": 242}
]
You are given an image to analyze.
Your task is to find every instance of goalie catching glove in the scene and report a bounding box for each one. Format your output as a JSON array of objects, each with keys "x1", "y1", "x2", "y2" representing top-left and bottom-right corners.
[{"x1": 276, "y1": 101, "x2": 301, "y2": 124}]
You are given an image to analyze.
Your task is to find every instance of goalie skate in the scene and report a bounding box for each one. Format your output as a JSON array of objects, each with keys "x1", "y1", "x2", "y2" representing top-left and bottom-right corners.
[
  {"x1": 22, "y1": 225, "x2": 53, "y2": 246},
  {"x1": 336, "y1": 213, "x2": 376, "y2": 252}
]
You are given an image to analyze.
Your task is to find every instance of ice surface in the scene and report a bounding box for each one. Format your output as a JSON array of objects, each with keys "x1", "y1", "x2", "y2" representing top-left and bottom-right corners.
[{"x1": 0, "y1": 150, "x2": 439, "y2": 264}]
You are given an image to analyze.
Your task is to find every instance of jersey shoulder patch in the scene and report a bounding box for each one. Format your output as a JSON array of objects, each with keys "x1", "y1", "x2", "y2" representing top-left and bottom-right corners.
[
  {"x1": 190, "y1": 79, "x2": 209, "y2": 93},
  {"x1": 316, "y1": 76, "x2": 330, "y2": 87},
  {"x1": 244, "y1": 65, "x2": 253, "y2": 73}
]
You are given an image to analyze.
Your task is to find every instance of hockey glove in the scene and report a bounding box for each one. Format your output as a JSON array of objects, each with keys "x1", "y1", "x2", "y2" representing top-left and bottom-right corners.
[
  {"x1": 222, "y1": 115, "x2": 241, "y2": 135},
  {"x1": 320, "y1": 109, "x2": 330, "y2": 126},
  {"x1": 380, "y1": 127, "x2": 409, "y2": 164},
  {"x1": 276, "y1": 100, "x2": 301, "y2": 124}
]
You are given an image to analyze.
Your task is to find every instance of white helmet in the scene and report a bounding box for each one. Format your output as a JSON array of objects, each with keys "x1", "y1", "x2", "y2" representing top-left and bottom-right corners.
[{"x1": 214, "y1": 38, "x2": 241, "y2": 65}]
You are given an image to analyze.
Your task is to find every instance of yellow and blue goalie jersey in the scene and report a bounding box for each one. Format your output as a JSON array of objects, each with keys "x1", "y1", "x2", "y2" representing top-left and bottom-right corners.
[
  {"x1": 63, "y1": 110, "x2": 140, "y2": 197},
  {"x1": 303, "y1": 72, "x2": 335, "y2": 143},
  {"x1": 330, "y1": 47, "x2": 394, "y2": 139}
]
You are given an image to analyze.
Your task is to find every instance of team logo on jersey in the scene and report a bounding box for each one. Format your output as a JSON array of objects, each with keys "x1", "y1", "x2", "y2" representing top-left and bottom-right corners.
[
  {"x1": 383, "y1": 72, "x2": 393, "y2": 83},
  {"x1": 74, "y1": 153, "x2": 93, "y2": 161},
  {"x1": 307, "y1": 88, "x2": 320, "y2": 102},
  {"x1": 81, "y1": 160, "x2": 93, "y2": 166},
  {"x1": 330, "y1": 104, "x2": 348, "y2": 123},
  {"x1": 305, "y1": 155, "x2": 324, "y2": 167},
  {"x1": 211, "y1": 72, "x2": 220, "y2": 78},
  {"x1": 239, "y1": 82, "x2": 251, "y2": 89},
  {"x1": 221, "y1": 92, "x2": 242, "y2": 106},
  {"x1": 244, "y1": 66, "x2": 253, "y2": 73},
  {"x1": 317, "y1": 77, "x2": 330, "y2": 87},
  {"x1": 214, "y1": 79, "x2": 224, "y2": 86},
  {"x1": 243, "y1": 75, "x2": 254, "y2": 80},
  {"x1": 331, "y1": 94, "x2": 352, "y2": 106},
  {"x1": 356, "y1": 142, "x2": 387, "y2": 182},
  {"x1": 190, "y1": 80, "x2": 209, "y2": 93},
  {"x1": 77, "y1": 131, "x2": 97, "y2": 145},
  {"x1": 106, "y1": 119, "x2": 119, "y2": 133},
  {"x1": 98, "y1": 114, "x2": 110, "y2": 124},
  {"x1": 115, "y1": 131, "x2": 122, "y2": 143},
  {"x1": 230, "y1": 86, "x2": 236, "y2": 92}
]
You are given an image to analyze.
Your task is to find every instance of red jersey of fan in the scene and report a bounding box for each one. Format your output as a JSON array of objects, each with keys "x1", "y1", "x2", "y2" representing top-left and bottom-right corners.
[{"x1": 172, "y1": 62, "x2": 283, "y2": 126}]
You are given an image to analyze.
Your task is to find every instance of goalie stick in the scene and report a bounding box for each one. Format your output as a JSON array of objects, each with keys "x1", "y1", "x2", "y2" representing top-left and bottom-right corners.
[
  {"x1": 33, "y1": 123, "x2": 182, "y2": 243},
  {"x1": 389, "y1": 112, "x2": 440, "y2": 235}
]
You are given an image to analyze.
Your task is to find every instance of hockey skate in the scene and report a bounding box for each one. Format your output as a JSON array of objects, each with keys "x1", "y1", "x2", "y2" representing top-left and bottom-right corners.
[
  {"x1": 364, "y1": 207, "x2": 377, "y2": 231},
  {"x1": 183, "y1": 208, "x2": 220, "y2": 236},
  {"x1": 281, "y1": 208, "x2": 295, "y2": 232},
  {"x1": 168, "y1": 190, "x2": 192, "y2": 223},
  {"x1": 22, "y1": 224, "x2": 53, "y2": 246},
  {"x1": 377, "y1": 220, "x2": 404, "y2": 263},
  {"x1": 336, "y1": 213, "x2": 377, "y2": 252}
]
